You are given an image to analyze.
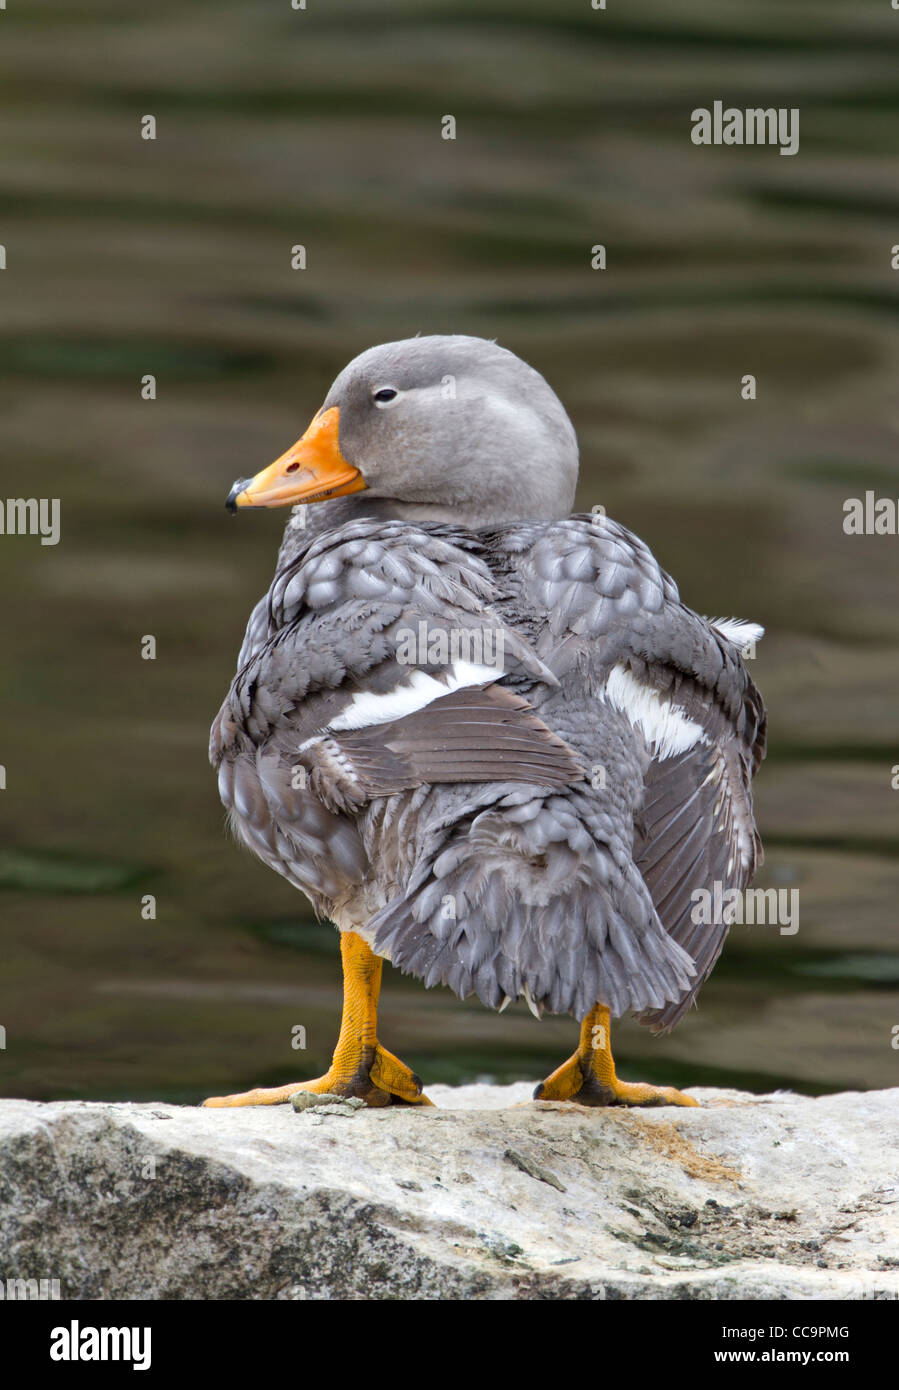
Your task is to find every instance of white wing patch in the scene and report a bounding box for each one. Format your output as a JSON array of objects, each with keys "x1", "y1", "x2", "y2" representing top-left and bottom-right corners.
[
  {"x1": 326, "y1": 661, "x2": 503, "y2": 733},
  {"x1": 602, "y1": 664, "x2": 708, "y2": 760},
  {"x1": 709, "y1": 617, "x2": 765, "y2": 648}
]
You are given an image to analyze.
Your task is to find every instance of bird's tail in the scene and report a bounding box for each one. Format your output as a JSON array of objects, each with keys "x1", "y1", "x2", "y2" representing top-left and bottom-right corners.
[{"x1": 369, "y1": 801, "x2": 695, "y2": 1020}]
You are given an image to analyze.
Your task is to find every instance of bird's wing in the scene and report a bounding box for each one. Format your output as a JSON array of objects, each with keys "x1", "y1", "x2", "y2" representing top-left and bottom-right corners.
[
  {"x1": 498, "y1": 514, "x2": 766, "y2": 1031},
  {"x1": 211, "y1": 518, "x2": 583, "y2": 898}
]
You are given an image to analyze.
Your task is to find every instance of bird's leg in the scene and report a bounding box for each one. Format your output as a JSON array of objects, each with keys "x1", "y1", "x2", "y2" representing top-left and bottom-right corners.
[
  {"x1": 533, "y1": 1004, "x2": 698, "y2": 1107},
  {"x1": 202, "y1": 931, "x2": 432, "y2": 1108}
]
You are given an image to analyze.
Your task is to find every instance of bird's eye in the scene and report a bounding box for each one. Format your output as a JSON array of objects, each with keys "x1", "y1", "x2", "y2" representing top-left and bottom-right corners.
[{"x1": 373, "y1": 387, "x2": 398, "y2": 405}]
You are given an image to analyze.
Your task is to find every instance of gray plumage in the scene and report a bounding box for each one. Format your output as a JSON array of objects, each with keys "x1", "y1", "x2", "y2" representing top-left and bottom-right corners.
[{"x1": 212, "y1": 336, "x2": 766, "y2": 1032}]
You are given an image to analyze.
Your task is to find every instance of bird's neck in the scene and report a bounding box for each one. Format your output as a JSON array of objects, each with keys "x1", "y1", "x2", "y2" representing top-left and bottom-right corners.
[
  {"x1": 275, "y1": 494, "x2": 555, "y2": 572},
  {"x1": 275, "y1": 495, "x2": 403, "y2": 570}
]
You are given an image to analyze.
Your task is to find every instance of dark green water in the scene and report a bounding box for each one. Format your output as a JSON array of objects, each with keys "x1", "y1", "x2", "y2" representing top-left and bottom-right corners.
[{"x1": 1, "y1": 0, "x2": 898, "y2": 1102}]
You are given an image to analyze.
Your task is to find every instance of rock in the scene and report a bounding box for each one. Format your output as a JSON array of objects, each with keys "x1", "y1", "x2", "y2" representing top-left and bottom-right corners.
[
  {"x1": 0, "y1": 1085, "x2": 897, "y2": 1299},
  {"x1": 290, "y1": 1092, "x2": 365, "y2": 1115}
]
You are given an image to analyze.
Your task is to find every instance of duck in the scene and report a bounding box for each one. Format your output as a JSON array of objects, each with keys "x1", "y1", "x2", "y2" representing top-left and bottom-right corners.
[{"x1": 203, "y1": 335, "x2": 766, "y2": 1110}]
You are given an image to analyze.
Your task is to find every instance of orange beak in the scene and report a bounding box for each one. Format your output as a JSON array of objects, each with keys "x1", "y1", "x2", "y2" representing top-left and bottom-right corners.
[{"x1": 225, "y1": 407, "x2": 366, "y2": 511}]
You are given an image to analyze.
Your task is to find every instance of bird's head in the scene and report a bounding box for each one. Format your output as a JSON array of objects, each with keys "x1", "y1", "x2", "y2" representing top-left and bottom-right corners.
[{"x1": 225, "y1": 335, "x2": 578, "y2": 529}]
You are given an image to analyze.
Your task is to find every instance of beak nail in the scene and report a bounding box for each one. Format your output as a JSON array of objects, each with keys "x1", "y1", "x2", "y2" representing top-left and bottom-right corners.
[{"x1": 225, "y1": 479, "x2": 252, "y2": 514}]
